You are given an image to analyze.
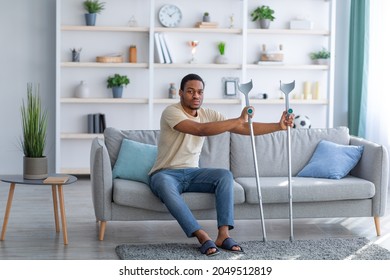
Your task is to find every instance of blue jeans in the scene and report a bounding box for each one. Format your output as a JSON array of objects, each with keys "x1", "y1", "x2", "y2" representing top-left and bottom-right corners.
[{"x1": 149, "y1": 168, "x2": 234, "y2": 237}]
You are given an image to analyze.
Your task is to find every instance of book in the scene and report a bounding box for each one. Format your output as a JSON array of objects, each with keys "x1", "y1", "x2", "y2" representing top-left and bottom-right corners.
[
  {"x1": 100, "y1": 113, "x2": 106, "y2": 133},
  {"x1": 87, "y1": 113, "x2": 106, "y2": 133},
  {"x1": 87, "y1": 114, "x2": 94, "y2": 133},
  {"x1": 154, "y1": 33, "x2": 165, "y2": 63},
  {"x1": 43, "y1": 176, "x2": 69, "y2": 184},
  {"x1": 159, "y1": 33, "x2": 172, "y2": 64},
  {"x1": 195, "y1": 22, "x2": 218, "y2": 28},
  {"x1": 94, "y1": 113, "x2": 100, "y2": 134}
]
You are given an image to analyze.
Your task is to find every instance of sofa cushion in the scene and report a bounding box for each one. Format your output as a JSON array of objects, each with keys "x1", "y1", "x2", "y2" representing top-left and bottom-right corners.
[
  {"x1": 199, "y1": 132, "x2": 230, "y2": 169},
  {"x1": 113, "y1": 179, "x2": 246, "y2": 212},
  {"x1": 297, "y1": 140, "x2": 364, "y2": 179},
  {"x1": 105, "y1": 128, "x2": 160, "y2": 167},
  {"x1": 112, "y1": 139, "x2": 158, "y2": 184},
  {"x1": 230, "y1": 127, "x2": 351, "y2": 178},
  {"x1": 235, "y1": 176, "x2": 375, "y2": 204}
]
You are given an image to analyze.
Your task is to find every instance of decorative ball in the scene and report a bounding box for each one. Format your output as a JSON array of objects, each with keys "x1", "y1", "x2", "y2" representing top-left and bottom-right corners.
[{"x1": 293, "y1": 115, "x2": 311, "y2": 129}]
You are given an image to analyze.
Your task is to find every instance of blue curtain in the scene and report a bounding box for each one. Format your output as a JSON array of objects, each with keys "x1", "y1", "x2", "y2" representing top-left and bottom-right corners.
[{"x1": 348, "y1": 0, "x2": 370, "y2": 137}]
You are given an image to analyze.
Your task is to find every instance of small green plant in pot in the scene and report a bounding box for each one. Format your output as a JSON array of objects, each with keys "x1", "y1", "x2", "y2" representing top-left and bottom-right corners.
[
  {"x1": 83, "y1": 0, "x2": 105, "y2": 26},
  {"x1": 20, "y1": 83, "x2": 48, "y2": 179},
  {"x1": 107, "y1": 74, "x2": 130, "y2": 98},
  {"x1": 251, "y1": 5, "x2": 275, "y2": 29},
  {"x1": 203, "y1": 12, "x2": 210, "y2": 22},
  {"x1": 310, "y1": 48, "x2": 330, "y2": 65},
  {"x1": 215, "y1": 42, "x2": 228, "y2": 64}
]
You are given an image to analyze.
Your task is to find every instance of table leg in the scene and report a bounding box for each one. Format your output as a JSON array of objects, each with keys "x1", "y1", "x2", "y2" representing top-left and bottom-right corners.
[
  {"x1": 57, "y1": 184, "x2": 68, "y2": 245},
  {"x1": 1, "y1": 183, "x2": 16, "y2": 241},
  {"x1": 51, "y1": 185, "x2": 60, "y2": 232}
]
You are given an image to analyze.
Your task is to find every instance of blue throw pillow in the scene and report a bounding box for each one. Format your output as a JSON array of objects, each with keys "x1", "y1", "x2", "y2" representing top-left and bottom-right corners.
[
  {"x1": 297, "y1": 140, "x2": 364, "y2": 179},
  {"x1": 112, "y1": 139, "x2": 158, "y2": 184}
]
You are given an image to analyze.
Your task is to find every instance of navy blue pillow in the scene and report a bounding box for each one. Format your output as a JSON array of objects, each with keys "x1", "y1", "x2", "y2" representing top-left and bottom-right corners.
[{"x1": 297, "y1": 140, "x2": 364, "y2": 179}]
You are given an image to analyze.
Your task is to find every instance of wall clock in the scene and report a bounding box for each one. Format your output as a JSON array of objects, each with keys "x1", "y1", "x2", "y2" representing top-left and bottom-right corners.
[{"x1": 158, "y1": 4, "x2": 182, "y2": 27}]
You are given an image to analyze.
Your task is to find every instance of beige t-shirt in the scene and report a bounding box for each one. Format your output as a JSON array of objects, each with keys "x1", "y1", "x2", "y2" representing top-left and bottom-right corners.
[{"x1": 149, "y1": 102, "x2": 225, "y2": 174}]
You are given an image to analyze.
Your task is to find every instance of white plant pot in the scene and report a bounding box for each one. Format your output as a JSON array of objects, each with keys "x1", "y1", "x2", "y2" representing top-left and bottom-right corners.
[
  {"x1": 314, "y1": 58, "x2": 329, "y2": 65},
  {"x1": 215, "y1": 54, "x2": 228, "y2": 64},
  {"x1": 74, "y1": 81, "x2": 90, "y2": 98}
]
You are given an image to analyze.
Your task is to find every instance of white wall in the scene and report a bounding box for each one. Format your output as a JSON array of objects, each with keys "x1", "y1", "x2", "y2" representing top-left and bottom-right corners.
[
  {"x1": 0, "y1": 0, "x2": 349, "y2": 175},
  {"x1": 0, "y1": 0, "x2": 56, "y2": 174}
]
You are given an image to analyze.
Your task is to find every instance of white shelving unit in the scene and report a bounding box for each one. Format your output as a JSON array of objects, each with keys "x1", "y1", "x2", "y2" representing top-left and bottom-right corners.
[{"x1": 56, "y1": 0, "x2": 336, "y2": 174}]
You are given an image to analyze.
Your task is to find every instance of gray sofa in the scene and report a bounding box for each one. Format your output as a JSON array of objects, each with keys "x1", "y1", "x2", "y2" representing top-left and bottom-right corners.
[{"x1": 90, "y1": 126, "x2": 389, "y2": 240}]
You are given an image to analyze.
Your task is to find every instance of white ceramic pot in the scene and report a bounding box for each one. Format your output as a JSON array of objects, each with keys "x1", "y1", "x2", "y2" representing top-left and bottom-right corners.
[
  {"x1": 215, "y1": 54, "x2": 228, "y2": 64},
  {"x1": 74, "y1": 81, "x2": 90, "y2": 98}
]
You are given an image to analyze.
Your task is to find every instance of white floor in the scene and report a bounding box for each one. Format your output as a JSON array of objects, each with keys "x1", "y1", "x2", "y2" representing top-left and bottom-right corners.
[{"x1": 0, "y1": 177, "x2": 389, "y2": 260}]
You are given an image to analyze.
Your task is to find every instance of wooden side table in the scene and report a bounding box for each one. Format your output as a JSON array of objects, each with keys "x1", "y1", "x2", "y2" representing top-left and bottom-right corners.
[{"x1": 0, "y1": 174, "x2": 77, "y2": 245}]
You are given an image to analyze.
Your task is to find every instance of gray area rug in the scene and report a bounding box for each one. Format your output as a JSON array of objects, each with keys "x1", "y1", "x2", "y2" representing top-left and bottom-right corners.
[{"x1": 115, "y1": 237, "x2": 390, "y2": 260}]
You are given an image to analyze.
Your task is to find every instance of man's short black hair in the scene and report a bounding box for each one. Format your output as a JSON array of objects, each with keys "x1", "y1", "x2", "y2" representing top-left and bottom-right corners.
[{"x1": 180, "y1": 73, "x2": 205, "y2": 91}]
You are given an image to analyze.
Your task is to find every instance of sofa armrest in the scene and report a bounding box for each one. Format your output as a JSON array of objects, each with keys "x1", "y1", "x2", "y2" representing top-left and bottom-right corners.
[
  {"x1": 90, "y1": 137, "x2": 113, "y2": 221},
  {"x1": 350, "y1": 136, "x2": 389, "y2": 216}
]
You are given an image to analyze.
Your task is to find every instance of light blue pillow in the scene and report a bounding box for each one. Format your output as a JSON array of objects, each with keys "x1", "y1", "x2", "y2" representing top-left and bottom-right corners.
[
  {"x1": 112, "y1": 139, "x2": 158, "y2": 184},
  {"x1": 297, "y1": 140, "x2": 364, "y2": 179}
]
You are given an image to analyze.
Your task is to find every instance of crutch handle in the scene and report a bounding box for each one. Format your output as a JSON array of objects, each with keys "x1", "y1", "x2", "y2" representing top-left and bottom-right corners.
[{"x1": 247, "y1": 107, "x2": 254, "y2": 116}]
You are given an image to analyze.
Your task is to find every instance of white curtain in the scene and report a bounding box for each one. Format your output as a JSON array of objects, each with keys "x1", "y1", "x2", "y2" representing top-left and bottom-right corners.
[{"x1": 365, "y1": 1, "x2": 390, "y2": 151}]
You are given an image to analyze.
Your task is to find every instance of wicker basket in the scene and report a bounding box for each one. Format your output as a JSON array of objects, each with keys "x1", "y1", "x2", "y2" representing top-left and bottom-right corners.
[{"x1": 96, "y1": 55, "x2": 124, "y2": 63}]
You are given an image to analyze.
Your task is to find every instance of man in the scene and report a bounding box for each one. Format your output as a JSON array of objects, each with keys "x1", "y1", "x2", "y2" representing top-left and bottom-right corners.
[{"x1": 149, "y1": 73, "x2": 293, "y2": 256}]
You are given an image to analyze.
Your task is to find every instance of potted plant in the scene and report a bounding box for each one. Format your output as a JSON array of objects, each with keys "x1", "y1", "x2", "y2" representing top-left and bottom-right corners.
[
  {"x1": 20, "y1": 83, "x2": 48, "y2": 179},
  {"x1": 310, "y1": 48, "x2": 330, "y2": 65},
  {"x1": 83, "y1": 0, "x2": 105, "y2": 26},
  {"x1": 250, "y1": 5, "x2": 275, "y2": 29},
  {"x1": 215, "y1": 41, "x2": 228, "y2": 64},
  {"x1": 107, "y1": 74, "x2": 130, "y2": 98},
  {"x1": 203, "y1": 12, "x2": 210, "y2": 22}
]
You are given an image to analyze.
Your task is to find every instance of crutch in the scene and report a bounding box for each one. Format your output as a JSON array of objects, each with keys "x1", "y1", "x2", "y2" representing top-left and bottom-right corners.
[
  {"x1": 238, "y1": 80, "x2": 267, "y2": 242},
  {"x1": 280, "y1": 80, "x2": 295, "y2": 242}
]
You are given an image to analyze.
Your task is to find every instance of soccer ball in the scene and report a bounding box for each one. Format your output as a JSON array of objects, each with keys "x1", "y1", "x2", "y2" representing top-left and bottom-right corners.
[{"x1": 293, "y1": 115, "x2": 311, "y2": 129}]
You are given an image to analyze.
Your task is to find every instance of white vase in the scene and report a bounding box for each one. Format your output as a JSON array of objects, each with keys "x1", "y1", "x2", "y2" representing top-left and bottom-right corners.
[
  {"x1": 74, "y1": 81, "x2": 90, "y2": 98},
  {"x1": 215, "y1": 54, "x2": 228, "y2": 64}
]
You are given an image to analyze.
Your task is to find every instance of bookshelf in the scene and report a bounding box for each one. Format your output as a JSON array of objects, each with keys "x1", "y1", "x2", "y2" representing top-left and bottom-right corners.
[{"x1": 56, "y1": 0, "x2": 336, "y2": 174}]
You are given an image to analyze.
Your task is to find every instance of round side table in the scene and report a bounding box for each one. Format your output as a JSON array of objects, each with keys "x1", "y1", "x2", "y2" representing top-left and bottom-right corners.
[{"x1": 0, "y1": 174, "x2": 77, "y2": 245}]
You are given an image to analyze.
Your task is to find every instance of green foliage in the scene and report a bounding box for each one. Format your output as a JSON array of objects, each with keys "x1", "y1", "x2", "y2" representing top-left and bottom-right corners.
[
  {"x1": 20, "y1": 83, "x2": 47, "y2": 158},
  {"x1": 204, "y1": 12, "x2": 209, "y2": 16},
  {"x1": 310, "y1": 48, "x2": 331, "y2": 59},
  {"x1": 83, "y1": 0, "x2": 105, "y2": 14},
  {"x1": 107, "y1": 74, "x2": 130, "y2": 88},
  {"x1": 217, "y1": 42, "x2": 226, "y2": 55},
  {"x1": 251, "y1": 5, "x2": 275, "y2": 21}
]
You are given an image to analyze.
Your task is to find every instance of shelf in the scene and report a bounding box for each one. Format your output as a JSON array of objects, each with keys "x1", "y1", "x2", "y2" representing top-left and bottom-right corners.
[
  {"x1": 154, "y1": 27, "x2": 241, "y2": 34},
  {"x1": 246, "y1": 64, "x2": 328, "y2": 70},
  {"x1": 61, "y1": 62, "x2": 148, "y2": 68},
  {"x1": 61, "y1": 25, "x2": 328, "y2": 36},
  {"x1": 60, "y1": 167, "x2": 90, "y2": 175},
  {"x1": 249, "y1": 99, "x2": 328, "y2": 105},
  {"x1": 61, "y1": 98, "x2": 149, "y2": 104},
  {"x1": 61, "y1": 133, "x2": 103, "y2": 139},
  {"x1": 61, "y1": 25, "x2": 149, "y2": 32},
  {"x1": 154, "y1": 63, "x2": 242, "y2": 69},
  {"x1": 152, "y1": 98, "x2": 326, "y2": 105},
  {"x1": 153, "y1": 98, "x2": 241, "y2": 104},
  {"x1": 247, "y1": 28, "x2": 330, "y2": 36}
]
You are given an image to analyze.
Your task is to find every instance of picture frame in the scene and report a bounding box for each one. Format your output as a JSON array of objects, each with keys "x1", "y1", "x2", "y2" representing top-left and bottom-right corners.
[{"x1": 222, "y1": 77, "x2": 239, "y2": 98}]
